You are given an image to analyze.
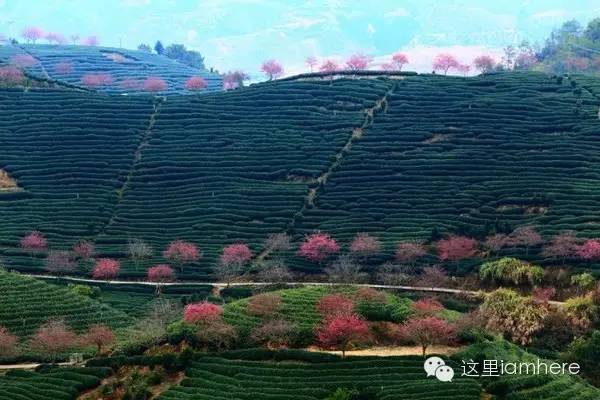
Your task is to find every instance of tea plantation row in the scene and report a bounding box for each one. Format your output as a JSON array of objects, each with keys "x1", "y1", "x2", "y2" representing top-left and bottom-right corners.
[
  {"x1": 95, "y1": 78, "x2": 395, "y2": 274},
  {"x1": 298, "y1": 72, "x2": 600, "y2": 246},
  {"x1": 0, "y1": 367, "x2": 110, "y2": 400},
  {"x1": 2, "y1": 73, "x2": 600, "y2": 276},
  {"x1": 158, "y1": 355, "x2": 481, "y2": 400},
  {"x1": 0, "y1": 44, "x2": 222, "y2": 93},
  {"x1": 0, "y1": 270, "x2": 131, "y2": 337},
  {"x1": 0, "y1": 88, "x2": 154, "y2": 273}
]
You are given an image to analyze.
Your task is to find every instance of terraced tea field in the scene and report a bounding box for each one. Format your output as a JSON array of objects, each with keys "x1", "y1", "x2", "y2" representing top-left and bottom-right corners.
[
  {"x1": 0, "y1": 270, "x2": 131, "y2": 337},
  {"x1": 89, "y1": 77, "x2": 394, "y2": 276},
  {"x1": 459, "y1": 340, "x2": 600, "y2": 400},
  {"x1": 297, "y1": 73, "x2": 600, "y2": 246},
  {"x1": 0, "y1": 367, "x2": 110, "y2": 400},
  {"x1": 0, "y1": 44, "x2": 222, "y2": 93},
  {"x1": 0, "y1": 88, "x2": 154, "y2": 272},
  {"x1": 158, "y1": 355, "x2": 482, "y2": 400},
  {"x1": 1, "y1": 72, "x2": 600, "y2": 276}
]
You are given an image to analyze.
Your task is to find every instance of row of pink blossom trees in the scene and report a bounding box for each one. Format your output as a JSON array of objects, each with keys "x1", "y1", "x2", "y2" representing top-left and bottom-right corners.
[
  {"x1": 77, "y1": 73, "x2": 207, "y2": 92},
  {"x1": 299, "y1": 228, "x2": 600, "y2": 266},
  {"x1": 21, "y1": 26, "x2": 98, "y2": 46},
  {"x1": 255, "y1": 51, "x2": 533, "y2": 82},
  {"x1": 19, "y1": 226, "x2": 599, "y2": 285},
  {"x1": 19, "y1": 231, "x2": 254, "y2": 286},
  {"x1": 0, "y1": 320, "x2": 115, "y2": 360},
  {"x1": 255, "y1": 52, "x2": 493, "y2": 82}
]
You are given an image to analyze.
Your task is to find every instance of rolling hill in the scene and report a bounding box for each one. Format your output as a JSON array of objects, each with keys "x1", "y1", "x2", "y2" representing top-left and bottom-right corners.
[
  {"x1": 0, "y1": 270, "x2": 132, "y2": 338},
  {"x1": 0, "y1": 43, "x2": 222, "y2": 93},
  {"x1": 1, "y1": 71, "x2": 600, "y2": 277}
]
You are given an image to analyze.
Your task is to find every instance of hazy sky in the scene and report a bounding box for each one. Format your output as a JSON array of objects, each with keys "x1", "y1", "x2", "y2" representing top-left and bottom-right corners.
[{"x1": 0, "y1": 0, "x2": 598, "y2": 78}]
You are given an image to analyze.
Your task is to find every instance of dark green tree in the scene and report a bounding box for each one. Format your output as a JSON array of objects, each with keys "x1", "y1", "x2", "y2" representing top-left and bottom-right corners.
[
  {"x1": 154, "y1": 40, "x2": 165, "y2": 55},
  {"x1": 562, "y1": 330, "x2": 600, "y2": 386},
  {"x1": 138, "y1": 43, "x2": 152, "y2": 53},
  {"x1": 584, "y1": 18, "x2": 600, "y2": 41},
  {"x1": 165, "y1": 43, "x2": 205, "y2": 69}
]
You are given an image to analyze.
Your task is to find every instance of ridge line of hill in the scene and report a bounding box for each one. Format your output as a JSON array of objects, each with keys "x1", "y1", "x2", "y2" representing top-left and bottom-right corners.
[
  {"x1": 18, "y1": 46, "x2": 50, "y2": 80},
  {"x1": 94, "y1": 97, "x2": 164, "y2": 238}
]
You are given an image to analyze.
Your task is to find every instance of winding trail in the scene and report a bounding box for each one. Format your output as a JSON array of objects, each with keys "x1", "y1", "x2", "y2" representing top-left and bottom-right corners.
[
  {"x1": 20, "y1": 273, "x2": 564, "y2": 305},
  {"x1": 0, "y1": 361, "x2": 74, "y2": 371}
]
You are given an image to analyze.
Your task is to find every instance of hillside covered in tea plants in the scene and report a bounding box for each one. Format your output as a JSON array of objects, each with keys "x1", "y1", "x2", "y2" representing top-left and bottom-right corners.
[
  {"x1": 1, "y1": 71, "x2": 600, "y2": 277},
  {"x1": 0, "y1": 44, "x2": 222, "y2": 93}
]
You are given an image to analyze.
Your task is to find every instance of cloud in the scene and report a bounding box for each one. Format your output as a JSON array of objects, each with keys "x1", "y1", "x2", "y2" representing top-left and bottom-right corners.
[
  {"x1": 384, "y1": 7, "x2": 410, "y2": 19},
  {"x1": 121, "y1": 0, "x2": 150, "y2": 6},
  {"x1": 533, "y1": 9, "x2": 566, "y2": 19},
  {"x1": 280, "y1": 15, "x2": 326, "y2": 30},
  {"x1": 367, "y1": 23, "x2": 375, "y2": 36},
  {"x1": 186, "y1": 29, "x2": 197, "y2": 42}
]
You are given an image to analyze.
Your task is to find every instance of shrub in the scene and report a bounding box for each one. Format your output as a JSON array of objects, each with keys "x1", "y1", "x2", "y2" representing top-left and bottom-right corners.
[
  {"x1": 479, "y1": 257, "x2": 543, "y2": 286},
  {"x1": 562, "y1": 330, "x2": 600, "y2": 386},
  {"x1": 481, "y1": 288, "x2": 547, "y2": 345},
  {"x1": 571, "y1": 272, "x2": 595, "y2": 291},
  {"x1": 67, "y1": 283, "x2": 100, "y2": 298},
  {"x1": 563, "y1": 295, "x2": 598, "y2": 334}
]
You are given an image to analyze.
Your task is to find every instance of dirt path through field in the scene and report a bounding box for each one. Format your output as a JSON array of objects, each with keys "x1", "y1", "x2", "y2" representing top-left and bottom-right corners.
[{"x1": 306, "y1": 345, "x2": 464, "y2": 357}]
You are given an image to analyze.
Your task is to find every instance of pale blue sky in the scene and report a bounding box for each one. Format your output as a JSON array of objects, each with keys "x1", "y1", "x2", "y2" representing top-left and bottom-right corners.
[{"x1": 0, "y1": 0, "x2": 598, "y2": 78}]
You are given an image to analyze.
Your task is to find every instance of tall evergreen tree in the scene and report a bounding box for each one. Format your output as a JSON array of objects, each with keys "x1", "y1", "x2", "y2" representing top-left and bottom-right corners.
[{"x1": 154, "y1": 40, "x2": 165, "y2": 55}]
